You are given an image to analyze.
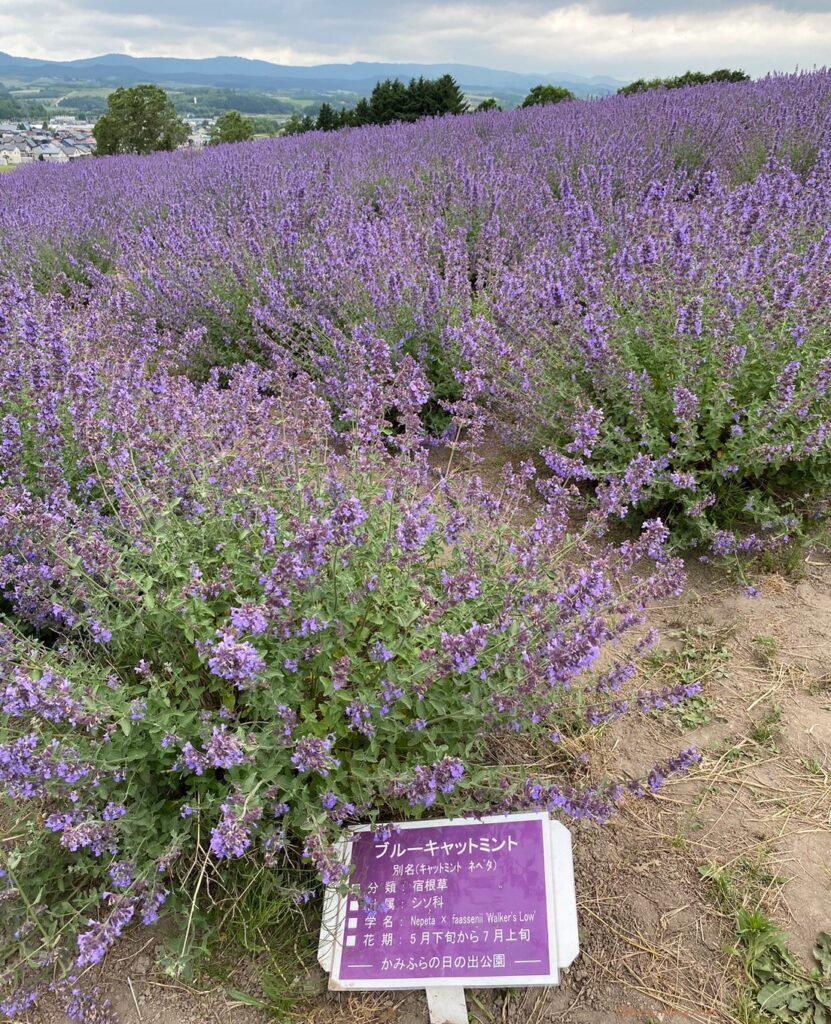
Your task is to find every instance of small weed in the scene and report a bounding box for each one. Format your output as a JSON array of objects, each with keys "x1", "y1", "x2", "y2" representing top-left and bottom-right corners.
[
  {"x1": 700, "y1": 860, "x2": 831, "y2": 1023},
  {"x1": 710, "y1": 733, "x2": 764, "y2": 766},
  {"x1": 700, "y1": 861, "x2": 741, "y2": 910},
  {"x1": 733, "y1": 988, "x2": 771, "y2": 1023},
  {"x1": 741, "y1": 857, "x2": 782, "y2": 892},
  {"x1": 737, "y1": 911, "x2": 831, "y2": 1023},
  {"x1": 676, "y1": 694, "x2": 712, "y2": 731},
  {"x1": 210, "y1": 869, "x2": 324, "y2": 1020},
  {"x1": 648, "y1": 627, "x2": 730, "y2": 732},
  {"x1": 699, "y1": 854, "x2": 781, "y2": 912},
  {"x1": 751, "y1": 635, "x2": 778, "y2": 668},
  {"x1": 800, "y1": 756, "x2": 827, "y2": 779},
  {"x1": 808, "y1": 673, "x2": 831, "y2": 697},
  {"x1": 750, "y1": 708, "x2": 783, "y2": 750},
  {"x1": 469, "y1": 992, "x2": 497, "y2": 1022}
]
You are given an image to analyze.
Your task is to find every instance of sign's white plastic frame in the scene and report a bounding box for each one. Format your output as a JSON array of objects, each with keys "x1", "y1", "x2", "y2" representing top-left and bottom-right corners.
[{"x1": 317, "y1": 812, "x2": 579, "y2": 992}]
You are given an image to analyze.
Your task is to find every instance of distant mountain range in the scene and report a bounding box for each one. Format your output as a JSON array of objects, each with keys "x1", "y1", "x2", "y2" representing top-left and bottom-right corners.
[{"x1": 0, "y1": 51, "x2": 626, "y2": 98}]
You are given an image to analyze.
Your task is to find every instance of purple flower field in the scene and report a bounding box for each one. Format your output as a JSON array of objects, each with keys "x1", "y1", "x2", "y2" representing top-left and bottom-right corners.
[
  {"x1": 0, "y1": 70, "x2": 829, "y2": 1016},
  {"x1": 3, "y1": 69, "x2": 830, "y2": 547}
]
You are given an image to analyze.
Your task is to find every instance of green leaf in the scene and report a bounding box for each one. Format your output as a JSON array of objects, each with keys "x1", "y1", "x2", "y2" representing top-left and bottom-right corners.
[
  {"x1": 224, "y1": 989, "x2": 268, "y2": 1009},
  {"x1": 757, "y1": 981, "x2": 805, "y2": 1011},
  {"x1": 814, "y1": 933, "x2": 831, "y2": 977},
  {"x1": 394, "y1": 606, "x2": 421, "y2": 628}
]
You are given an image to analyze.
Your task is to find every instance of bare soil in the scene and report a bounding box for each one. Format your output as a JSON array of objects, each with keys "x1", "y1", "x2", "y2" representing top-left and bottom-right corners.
[
  {"x1": 24, "y1": 545, "x2": 831, "y2": 1024},
  {"x1": 308, "y1": 559, "x2": 831, "y2": 1024}
]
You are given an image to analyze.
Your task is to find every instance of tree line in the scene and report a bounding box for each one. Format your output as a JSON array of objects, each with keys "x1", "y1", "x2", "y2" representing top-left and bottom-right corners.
[
  {"x1": 90, "y1": 69, "x2": 750, "y2": 156},
  {"x1": 283, "y1": 78, "x2": 584, "y2": 135},
  {"x1": 0, "y1": 85, "x2": 47, "y2": 123},
  {"x1": 282, "y1": 74, "x2": 471, "y2": 135},
  {"x1": 92, "y1": 75, "x2": 559, "y2": 153},
  {"x1": 618, "y1": 69, "x2": 749, "y2": 95}
]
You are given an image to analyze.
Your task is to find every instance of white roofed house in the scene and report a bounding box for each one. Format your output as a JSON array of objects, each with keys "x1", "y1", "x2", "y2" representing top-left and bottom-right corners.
[
  {"x1": 56, "y1": 133, "x2": 95, "y2": 158},
  {"x1": 0, "y1": 140, "x2": 23, "y2": 166},
  {"x1": 1, "y1": 126, "x2": 96, "y2": 165},
  {"x1": 18, "y1": 139, "x2": 37, "y2": 163},
  {"x1": 31, "y1": 142, "x2": 69, "y2": 163},
  {"x1": 187, "y1": 125, "x2": 212, "y2": 149},
  {"x1": 58, "y1": 140, "x2": 83, "y2": 160}
]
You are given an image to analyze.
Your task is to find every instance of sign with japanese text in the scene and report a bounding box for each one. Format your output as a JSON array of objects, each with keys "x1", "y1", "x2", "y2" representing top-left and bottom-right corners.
[{"x1": 320, "y1": 811, "x2": 578, "y2": 991}]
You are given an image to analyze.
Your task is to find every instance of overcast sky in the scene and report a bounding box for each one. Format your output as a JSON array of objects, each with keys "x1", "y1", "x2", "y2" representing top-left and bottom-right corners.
[{"x1": 1, "y1": 1, "x2": 829, "y2": 79}]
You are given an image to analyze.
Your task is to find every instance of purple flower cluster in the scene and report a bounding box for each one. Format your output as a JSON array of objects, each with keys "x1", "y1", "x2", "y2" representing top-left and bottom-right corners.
[
  {"x1": 209, "y1": 797, "x2": 262, "y2": 860},
  {"x1": 291, "y1": 734, "x2": 341, "y2": 777},
  {"x1": 0, "y1": 669, "x2": 94, "y2": 728},
  {"x1": 203, "y1": 629, "x2": 266, "y2": 689},
  {"x1": 344, "y1": 700, "x2": 375, "y2": 737},
  {"x1": 203, "y1": 726, "x2": 248, "y2": 769},
  {"x1": 441, "y1": 624, "x2": 490, "y2": 675},
  {"x1": 107, "y1": 861, "x2": 134, "y2": 890},
  {"x1": 301, "y1": 833, "x2": 350, "y2": 887},
  {"x1": 76, "y1": 900, "x2": 135, "y2": 967},
  {"x1": 385, "y1": 757, "x2": 466, "y2": 808},
  {"x1": 174, "y1": 727, "x2": 250, "y2": 774},
  {"x1": 369, "y1": 641, "x2": 394, "y2": 664},
  {"x1": 229, "y1": 603, "x2": 269, "y2": 636}
]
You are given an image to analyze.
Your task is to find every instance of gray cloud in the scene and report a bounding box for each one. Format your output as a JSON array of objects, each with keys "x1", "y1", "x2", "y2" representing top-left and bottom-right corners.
[{"x1": 0, "y1": 0, "x2": 829, "y2": 77}]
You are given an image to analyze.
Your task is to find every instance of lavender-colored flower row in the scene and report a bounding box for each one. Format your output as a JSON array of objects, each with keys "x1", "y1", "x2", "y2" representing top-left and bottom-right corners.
[{"x1": 2, "y1": 70, "x2": 828, "y2": 548}]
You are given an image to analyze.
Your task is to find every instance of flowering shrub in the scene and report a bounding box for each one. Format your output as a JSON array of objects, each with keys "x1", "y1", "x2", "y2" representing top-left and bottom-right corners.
[
  {"x1": 472, "y1": 156, "x2": 831, "y2": 554},
  {"x1": 0, "y1": 286, "x2": 698, "y2": 1015}
]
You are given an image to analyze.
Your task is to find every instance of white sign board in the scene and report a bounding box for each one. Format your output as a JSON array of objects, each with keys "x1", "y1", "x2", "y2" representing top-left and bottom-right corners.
[{"x1": 317, "y1": 813, "x2": 578, "y2": 1022}]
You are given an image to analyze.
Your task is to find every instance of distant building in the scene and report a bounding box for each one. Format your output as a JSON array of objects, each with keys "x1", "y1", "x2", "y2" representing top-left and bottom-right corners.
[
  {"x1": 0, "y1": 142, "x2": 24, "y2": 165},
  {"x1": 185, "y1": 119, "x2": 214, "y2": 149},
  {"x1": 30, "y1": 142, "x2": 69, "y2": 163},
  {"x1": 0, "y1": 122, "x2": 96, "y2": 165}
]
